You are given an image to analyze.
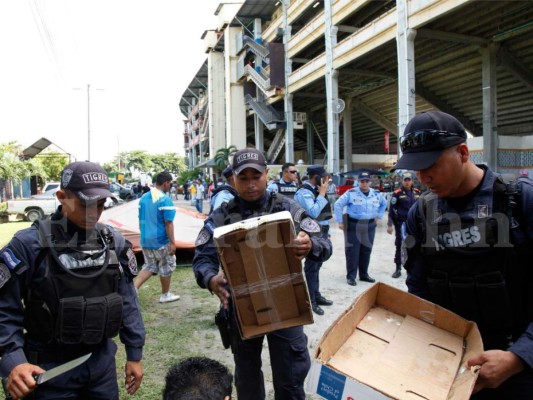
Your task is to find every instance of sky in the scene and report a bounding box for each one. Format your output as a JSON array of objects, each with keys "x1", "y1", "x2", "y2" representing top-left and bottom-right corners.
[{"x1": 0, "y1": 0, "x2": 226, "y2": 164}]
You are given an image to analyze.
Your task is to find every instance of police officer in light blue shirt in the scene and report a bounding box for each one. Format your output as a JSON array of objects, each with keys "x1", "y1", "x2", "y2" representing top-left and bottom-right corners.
[
  {"x1": 334, "y1": 171, "x2": 387, "y2": 286},
  {"x1": 294, "y1": 165, "x2": 333, "y2": 316},
  {"x1": 209, "y1": 166, "x2": 237, "y2": 214},
  {"x1": 267, "y1": 162, "x2": 299, "y2": 199}
]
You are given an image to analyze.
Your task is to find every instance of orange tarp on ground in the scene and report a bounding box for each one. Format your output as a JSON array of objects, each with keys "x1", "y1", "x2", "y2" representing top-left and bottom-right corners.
[{"x1": 99, "y1": 199, "x2": 206, "y2": 252}]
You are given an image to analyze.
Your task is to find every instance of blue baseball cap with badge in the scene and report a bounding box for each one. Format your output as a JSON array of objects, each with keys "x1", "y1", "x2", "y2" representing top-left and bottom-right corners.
[
  {"x1": 307, "y1": 165, "x2": 327, "y2": 178},
  {"x1": 222, "y1": 165, "x2": 233, "y2": 179},
  {"x1": 403, "y1": 172, "x2": 413, "y2": 180},
  {"x1": 232, "y1": 148, "x2": 267, "y2": 175},
  {"x1": 392, "y1": 111, "x2": 467, "y2": 171},
  {"x1": 61, "y1": 161, "x2": 116, "y2": 202},
  {"x1": 358, "y1": 172, "x2": 371, "y2": 181}
]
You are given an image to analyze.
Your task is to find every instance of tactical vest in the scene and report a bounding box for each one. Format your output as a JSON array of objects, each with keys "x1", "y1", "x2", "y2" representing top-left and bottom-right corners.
[
  {"x1": 23, "y1": 219, "x2": 124, "y2": 346},
  {"x1": 416, "y1": 176, "x2": 532, "y2": 349},
  {"x1": 297, "y1": 183, "x2": 332, "y2": 221},
  {"x1": 209, "y1": 185, "x2": 238, "y2": 214},
  {"x1": 214, "y1": 193, "x2": 322, "y2": 238},
  {"x1": 274, "y1": 181, "x2": 299, "y2": 198}
]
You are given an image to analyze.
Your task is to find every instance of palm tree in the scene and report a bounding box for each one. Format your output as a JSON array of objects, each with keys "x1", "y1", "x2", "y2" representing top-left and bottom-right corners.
[{"x1": 214, "y1": 145, "x2": 238, "y2": 169}]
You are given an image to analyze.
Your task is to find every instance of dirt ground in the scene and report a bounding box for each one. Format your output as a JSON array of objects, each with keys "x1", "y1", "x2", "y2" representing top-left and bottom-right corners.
[{"x1": 174, "y1": 196, "x2": 406, "y2": 398}]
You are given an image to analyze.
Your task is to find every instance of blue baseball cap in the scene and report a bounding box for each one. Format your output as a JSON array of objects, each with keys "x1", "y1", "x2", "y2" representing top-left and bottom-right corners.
[{"x1": 358, "y1": 172, "x2": 371, "y2": 181}]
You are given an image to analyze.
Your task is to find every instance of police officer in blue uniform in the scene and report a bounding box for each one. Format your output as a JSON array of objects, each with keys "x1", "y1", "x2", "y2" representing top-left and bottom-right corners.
[
  {"x1": 395, "y1": 111, "x2": 533, "y2": 399},
  {"x1": 193, "y1": 148, "x2": 332, "y2": 400},
  {"x1": 209, "y1": 165, "x2": 237, "y2": 214},
  {"x1": 267, "y1": 162, "x2": 299, "y2": 198},
  {"x1": 386, "y1": 172, "x2": 420, "y2": 278},
  {"x1": 0, "y1": 161, "x2": 145, "y2": 400},
  {"x1": 294, "y1": 165, "x2": 333, "y2": 316},
  {"x1": 334, "y1": 171, "x2": 387, "y2": 286}
]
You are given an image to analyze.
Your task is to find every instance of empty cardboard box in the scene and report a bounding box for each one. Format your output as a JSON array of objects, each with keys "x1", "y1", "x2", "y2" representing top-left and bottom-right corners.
[
  {"x1": 307, "y1": 282, "x2": 483, "y2": 400},
  {"x1": 213, "y1": 211, "x2": 313, "y2": 339}
]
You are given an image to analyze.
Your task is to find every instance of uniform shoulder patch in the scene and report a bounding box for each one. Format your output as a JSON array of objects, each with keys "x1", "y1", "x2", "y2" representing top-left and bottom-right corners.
[
  {"x1": 0, "y1": 263, "x2": 11, "y2": 290},
  {"x1": 293, "y1": 207, "x2": 305, "y2": 223},
  {"x1": 300, "y1": 217, "x2": 321, "y2": 234},
  {"x1": 1, "y1": 248, "x2": 22, "y2": 270},
  {"x1": 126, "y1": 248, "x2": 138, "y2": 276},
  {"x1": 391, "y1": 197, "x2": 397, "y2": 205},
  {"x1": 195, "y1": 228, "x2": 212, "y2": 246}
]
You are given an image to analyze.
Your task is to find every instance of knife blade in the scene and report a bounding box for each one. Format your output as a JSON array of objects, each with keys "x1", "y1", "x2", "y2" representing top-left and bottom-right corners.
[{"x1": 35, "y1": 353, "x2": 92, "y2": 385}]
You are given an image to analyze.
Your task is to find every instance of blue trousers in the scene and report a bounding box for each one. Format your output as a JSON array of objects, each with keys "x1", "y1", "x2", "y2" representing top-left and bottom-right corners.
[
  {"x1": 195, "y1": 198, "x2": 203, "y2": 213},
  {"x1": 28, "y1": 341, "x2": 118, "y2": 400},
  {"x1": 304, "y1": 226, "x2": 329, "y2": 304},
  {"x1": 393, "y1": 220, "x2": 404, "y2": 265},
  {"x1": 344, "y1": 219, "x2": 376, "y2": 280},
  {"x1": 230, "y1": 312, "x2": 310, "y2": 400}
]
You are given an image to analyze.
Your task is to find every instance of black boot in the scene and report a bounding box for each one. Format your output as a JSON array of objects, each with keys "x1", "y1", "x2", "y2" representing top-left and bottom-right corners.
[{"x1": 392, "y1": 263, "x2": 402, "y2": 278}]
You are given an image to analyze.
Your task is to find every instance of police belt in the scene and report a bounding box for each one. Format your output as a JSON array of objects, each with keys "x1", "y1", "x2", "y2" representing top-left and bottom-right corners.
[
  {"x1": 25, "y1": 344, "x2": 99, "y2": 364},
  {"x1": 348, "y1": 217, "x2": 374, "y2": 223}
]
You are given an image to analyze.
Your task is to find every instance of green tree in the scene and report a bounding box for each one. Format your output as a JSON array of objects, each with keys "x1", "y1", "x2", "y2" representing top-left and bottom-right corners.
[
  {"x1": 124, "y1": 150, "x2": 154, "y2": 175},
  {"x1": 214, "y1": 145, "x2": 238, "y2": 169},
  {"x1": 177, "y1": 168, "x2": 202, "y2": 185},
  {"x1": 34, "y1": 150, "x2": 69, "y2": 181},
  {"x1": 150, "y1": 153, "x2": 187, "y2": 175}
]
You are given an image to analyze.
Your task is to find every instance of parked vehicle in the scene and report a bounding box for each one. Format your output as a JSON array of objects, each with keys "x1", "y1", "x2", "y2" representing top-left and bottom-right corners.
[
  {"x1": 7, "y1": 188, "x2": 60, "y2": 222},
  {"x1": 109, "y1": 182, "x2": 134, "y2": 200},
  {"x1": 42, "y1": 182, "x2": 60, "y2": 192}
]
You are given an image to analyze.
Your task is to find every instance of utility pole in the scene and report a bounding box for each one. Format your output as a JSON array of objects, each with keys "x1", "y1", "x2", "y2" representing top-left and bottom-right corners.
[
  {"x1": 73, "y1": 84, "x2": 104, "y2": 161},
  {"x1": 87, "y1": 84, "x2": 91, "y2": 161}
]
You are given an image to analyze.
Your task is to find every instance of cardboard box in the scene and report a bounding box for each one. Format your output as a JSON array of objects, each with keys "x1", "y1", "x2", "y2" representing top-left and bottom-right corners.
[
  {"x1": 213, "y1": 211, "x2": 313, "y2": 339},
  {"x1": 307, "y1": 283, "x2": 483, "y2": 400}
]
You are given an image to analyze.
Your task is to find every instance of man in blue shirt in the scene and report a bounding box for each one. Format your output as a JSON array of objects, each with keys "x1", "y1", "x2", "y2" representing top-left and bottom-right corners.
[
  {"x1": 135, "y1": 171, "x2": 179, "y2": 303},
  {"x1": 334, "y1": 171, "x2": 387, "y2": 286},
  {"x1": 294, "y1": 165, "x2": 334, "y2": 315},
  {"x1": 394, "y1": 111, "x2": 533, "y2": 398},
  {"x1": 267, "y1": 162, "x2": 299, "y2": 198}
]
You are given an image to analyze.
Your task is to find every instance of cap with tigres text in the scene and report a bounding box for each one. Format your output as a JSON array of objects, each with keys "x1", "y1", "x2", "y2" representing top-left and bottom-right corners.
[{"x1": 61, "y1": 161, "x2": 116, "y2": 202}]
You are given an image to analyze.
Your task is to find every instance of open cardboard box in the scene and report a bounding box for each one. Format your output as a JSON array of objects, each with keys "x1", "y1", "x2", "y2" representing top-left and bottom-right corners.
[
  {"x1": 307, "y1": 283, "x2": 483, "y2": 400},
  {"x1": 213, "y1": 211, "x2": 313, "y2": 339}
]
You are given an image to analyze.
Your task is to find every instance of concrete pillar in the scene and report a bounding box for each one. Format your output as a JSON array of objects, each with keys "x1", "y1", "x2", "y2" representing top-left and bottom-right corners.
[
  {"x1": 343, "y1": 97, "x2": 353, "y2": 172},
  {"x1": 208, "y1": 51, "x2": 226, "y2": 158},
  {"x1": 481, "y1": 43, "x2": 499, "y2": 170},
  {"x1": 306, "y1": 112, "x2": 314, "y2": 164},
  {"x1": 283, "y1": 0, "x2": 294, "y2": 162},
  {"x1": 254, "y1": 18, "x2": 264, "y2": 152},
  {"x1": 324, "y1": 0, "x2": 340, "y2": 174},
  {"x1": 224, "y1": 26, "x2": 247, "y2": 150},
  {"x1": 396, "y1": 0, "x2": 417, "y2": 153}
]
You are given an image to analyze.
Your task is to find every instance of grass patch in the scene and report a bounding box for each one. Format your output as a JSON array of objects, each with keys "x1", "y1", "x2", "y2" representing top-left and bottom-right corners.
[
  {"x1": 115, "y1": 266, "x2": 225, "y2": 399},
  {"x1": 0, "y1": 221, "x2": 31, "y2": 247}
]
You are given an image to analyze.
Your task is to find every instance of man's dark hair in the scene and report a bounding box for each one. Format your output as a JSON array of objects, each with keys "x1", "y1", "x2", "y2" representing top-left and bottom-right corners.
[
  {"x1": 156, "y1": 171, "x2": 173, "y2": 186},
  {"x1": 281, "y1": 163, "x2": 295, "y2": 173},
  {"x1": 163, "y1": 357, "x2": 233, "y2": 400}
]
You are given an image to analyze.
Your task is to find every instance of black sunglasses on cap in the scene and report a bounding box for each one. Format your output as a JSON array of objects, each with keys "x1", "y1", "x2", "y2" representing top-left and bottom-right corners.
[{"x1": 400, "y1": 130, "x2": 465, "y2": 152}]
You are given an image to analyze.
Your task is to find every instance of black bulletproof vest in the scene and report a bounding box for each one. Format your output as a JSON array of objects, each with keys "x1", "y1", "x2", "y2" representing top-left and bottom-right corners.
[
  {"x1": 23, "y1": 220, "x2": 123, "y2": 345},
  {"x1": 275, "y1": 181, "x2": 298, "y2": 198},
  {"x1": 418, "y1": 188, "x2": 532, "y2": 349}
]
